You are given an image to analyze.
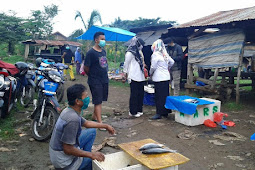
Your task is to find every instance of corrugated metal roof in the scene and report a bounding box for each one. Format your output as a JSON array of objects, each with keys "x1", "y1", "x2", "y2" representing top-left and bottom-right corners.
[
  {"x1": 171, "y1": 6, "x2": 255, "y2": 29},
  {"x1": 22, "y1": 39, "x2": 82, "y2": 46}
]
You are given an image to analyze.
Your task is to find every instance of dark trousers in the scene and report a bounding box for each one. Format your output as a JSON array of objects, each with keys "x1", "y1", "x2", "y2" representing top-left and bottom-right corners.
[
  {"x1": 154, "y1": 80, "x2": 170, "y2": 116},
  {"x1": 129, "y1": 80, "x2": 144, "y2": 115}
]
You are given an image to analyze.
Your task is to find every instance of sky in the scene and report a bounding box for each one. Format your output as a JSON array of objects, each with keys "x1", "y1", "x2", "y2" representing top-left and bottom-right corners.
[{"x1": 1, "y1": 0, "x2": 255, "y2": 37}]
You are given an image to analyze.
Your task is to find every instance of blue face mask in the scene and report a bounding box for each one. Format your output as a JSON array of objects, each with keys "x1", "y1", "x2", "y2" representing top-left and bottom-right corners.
[
  {"x1": 79, "y1": 96, "x2": 90, "y2": 110},
  {"x1": 66, "y1": 46, "x2": 70, "y2": 50},
  {"x1": 99, "y1": 40, "x2": 106, "y2": 48}
]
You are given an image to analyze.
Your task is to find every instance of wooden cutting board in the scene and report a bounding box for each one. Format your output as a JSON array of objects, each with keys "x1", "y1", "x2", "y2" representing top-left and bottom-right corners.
[{"x1": 118, "y1": 138, "x2": 190, "y2": 169}]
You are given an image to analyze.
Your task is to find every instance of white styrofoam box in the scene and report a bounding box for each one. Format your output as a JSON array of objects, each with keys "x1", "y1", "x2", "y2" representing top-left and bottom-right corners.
[
  {"x1": 175, "y1": 98, "x2": 221, "y2": 126},
  {"x1": 92, "y1": 151, "x2": 178, "y2": 170}
]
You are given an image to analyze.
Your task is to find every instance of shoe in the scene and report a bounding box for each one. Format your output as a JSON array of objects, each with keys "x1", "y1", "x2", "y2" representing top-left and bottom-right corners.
[
  {"x1": 70, "y1": 78, "x2": 76, "y2": 81},
  {"x1": 137, "y1": 112, "x2": 143, "y2": 116},
  {"x1": 129, "y1": 112, "x2": 141, "y2": 118},
  {"x1": 150, "y1": 114, "x2": 162, "y2": 120}
]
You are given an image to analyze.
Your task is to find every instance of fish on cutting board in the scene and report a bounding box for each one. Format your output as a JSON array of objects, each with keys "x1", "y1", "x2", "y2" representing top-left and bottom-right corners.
[
  {"x1": 142, "y1": 148, "x2": 177, "y2": 154},
  {"x1": 139, "y1": 143, "x2": 164, "y2": 151}
]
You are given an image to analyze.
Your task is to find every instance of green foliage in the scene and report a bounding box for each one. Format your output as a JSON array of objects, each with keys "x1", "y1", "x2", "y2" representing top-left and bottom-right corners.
[
  {"x1": 223, "y1": 101, "x2": 244, "y2": 111},
  {"x1": 109, "y1": 17, "x2": 177, "y2": 30},
  {"x1": 0, "y1": 12, "x2": 26, "y2": 54},
  {"x1": 75, "y1": 10, "x2": 102, "y2": 31},
  {"x1": 0, "y1": 43, "x2": 8, "y2": 57},
  {"x1": 68, "y1": 29, "x2": 84, "y2": 41},
  {"x1": 2, "y1": 55, "x2": 24, "y2": 64},
  {"x1": 0, "y1": 112, "x2": 16, "y2": 140},
  {"x1": 24, "y1": 4, "x2": 59, "y2": 39},
  {"x1": 105, "y1": 42, "x2": 126, "y2": 63},
  {"x1": 109, "y1": 79, "x2": 129, "y2": 88}
]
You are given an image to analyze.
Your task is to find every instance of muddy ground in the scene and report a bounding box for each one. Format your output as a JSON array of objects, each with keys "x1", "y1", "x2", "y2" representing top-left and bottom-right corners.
[{"x1": 1, "y1": 75, "x2": 255, "y2": 170}]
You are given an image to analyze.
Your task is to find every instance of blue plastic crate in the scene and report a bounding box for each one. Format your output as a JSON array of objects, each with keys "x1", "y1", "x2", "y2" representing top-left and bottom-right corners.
[{"x1": 143, "y1": 92, "x2": 155, "y2": 106}]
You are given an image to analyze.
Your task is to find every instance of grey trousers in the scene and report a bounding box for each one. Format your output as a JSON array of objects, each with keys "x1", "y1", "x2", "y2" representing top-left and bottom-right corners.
[{"x1": 172, "y1": 70, "x2": 181, "y2": 96}]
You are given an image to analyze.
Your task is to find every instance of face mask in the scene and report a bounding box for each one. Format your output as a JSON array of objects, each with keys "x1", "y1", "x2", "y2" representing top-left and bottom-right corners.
[
  {"x1": 79, "y1": 96, "x2": 90, "y2": 110},
  {"x1": 99, "y1": 40, "x2": 106, "y2": 48},
  {"x1": 66, "y1": 46, "x2": 70, "y2": 50}
]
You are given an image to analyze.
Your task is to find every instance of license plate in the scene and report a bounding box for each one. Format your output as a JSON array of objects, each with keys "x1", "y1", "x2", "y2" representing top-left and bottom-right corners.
[{"x1": 0, "y1": 91, "x2": 4, "y2": 97}]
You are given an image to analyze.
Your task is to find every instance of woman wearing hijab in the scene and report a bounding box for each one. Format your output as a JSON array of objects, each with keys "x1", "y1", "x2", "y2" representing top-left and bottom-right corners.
[
  {"x1": 122, "y1": 37, "x2": 146, "y2": 118},
  {"x1": 150, "y1": 39, "x2": 175, "y2": 120}
]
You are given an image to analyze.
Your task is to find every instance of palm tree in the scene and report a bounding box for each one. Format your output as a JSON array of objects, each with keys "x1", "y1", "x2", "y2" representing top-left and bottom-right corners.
[
  {"x1": 75, "y1": 10, "x2": 102, "y2": 31},
  {"x1": 75, "y1": 11, "x2": 87, "y2": 30}
]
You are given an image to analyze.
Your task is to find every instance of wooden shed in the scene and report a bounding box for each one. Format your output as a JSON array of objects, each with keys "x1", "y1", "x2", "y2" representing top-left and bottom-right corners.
[{"x1": 162, "y1": 6, "x2": 255, "y2": 103}]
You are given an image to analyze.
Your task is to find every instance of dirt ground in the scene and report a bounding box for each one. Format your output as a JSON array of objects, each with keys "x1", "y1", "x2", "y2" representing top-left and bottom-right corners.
[{"x1": 1, "y1": 75, "x2": 255, "y2": 170}]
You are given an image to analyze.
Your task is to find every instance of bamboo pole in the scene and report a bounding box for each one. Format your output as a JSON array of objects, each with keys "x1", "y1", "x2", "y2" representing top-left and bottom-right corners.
[{"x1": 236, "y1": 47, "x2": 244, "y2": 103}]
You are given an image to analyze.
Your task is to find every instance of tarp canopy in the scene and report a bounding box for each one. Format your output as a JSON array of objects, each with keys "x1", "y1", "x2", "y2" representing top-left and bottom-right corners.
[
  {"x1": 76, "y1": 25, "x2": 136, "y2": 42},
  {"x1": 188, "y1": 29, "x2": 245, "y2": 68}
]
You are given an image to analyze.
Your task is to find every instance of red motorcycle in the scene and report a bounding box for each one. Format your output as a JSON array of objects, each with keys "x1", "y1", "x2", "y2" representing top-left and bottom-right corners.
[{"x1": 0, "y1": 61, "x2": 19, "y2": 118}]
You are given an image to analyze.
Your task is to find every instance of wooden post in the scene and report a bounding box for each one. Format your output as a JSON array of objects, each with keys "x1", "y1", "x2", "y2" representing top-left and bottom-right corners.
[
  {"x1": 211, "y1": 68, "x2": 219, "y2": 89},
  {"x1": 186, "y1": 63, "x2": 193, "y2": 95},
  {"x1": 24, "y1": 44, "x2": 29, "y2": 59},
  {"x1": 236, "y1": 47, "x2": 244, "y2": 104}
]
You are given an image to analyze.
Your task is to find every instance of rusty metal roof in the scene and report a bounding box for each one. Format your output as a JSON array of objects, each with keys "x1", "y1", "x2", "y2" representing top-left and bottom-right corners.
[
  {"x1": 22, "y1": 39, "x2": 82, "y2": 46},
  {"x1": 171, "y1": 6, "x2": 255, "y2": 29}
]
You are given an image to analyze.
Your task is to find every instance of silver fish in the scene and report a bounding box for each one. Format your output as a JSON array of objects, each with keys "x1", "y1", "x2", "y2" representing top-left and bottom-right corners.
[
  {"x1": 139, "y1": 143, "x2": 164, "y2": 151},
  {"x1": 142, "y1": 148, "x2": 177, "y2": 154}
]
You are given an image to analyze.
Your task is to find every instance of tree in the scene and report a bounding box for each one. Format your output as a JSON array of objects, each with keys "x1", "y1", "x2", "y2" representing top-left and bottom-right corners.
[
  {"x1": 75, "y1": 10, "x2": 102, "y2": 31},
  {"x1": 23, "y1": 4, "x2": 59, "y2": 39},
  {"x1": 109, "y1": 17, "x2": 177, "y2": 30},
  {"x1": 68, "y1": 29, "x2": 84, "y2": 41},
  {"x1": 0, "y1": 12, "x2": 26, "y2": 54}
]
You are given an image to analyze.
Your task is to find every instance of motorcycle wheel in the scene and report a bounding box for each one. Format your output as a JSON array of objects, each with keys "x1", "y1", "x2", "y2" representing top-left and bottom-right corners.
[
  {"x1": 56, "y1": 83, "x2": 64, "y2": 103},
  {"x1": 31, "y1": 106, "x2": 59, "y2": 141},
  {"x1": 0, "y1": 105, "x2": 8, "y2": 118},
  {"x1": 20, "y1": 85, "x2": 35, "y2": 108}
]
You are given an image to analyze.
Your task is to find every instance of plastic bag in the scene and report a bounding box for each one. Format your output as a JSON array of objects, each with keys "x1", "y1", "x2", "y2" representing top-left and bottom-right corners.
[
  {"x1": 223, "y1": 121, "x2": 235, "y2": 127},
  {"x1": 214, "y1": 112, "x2": 228, "y2": 123},
  {"x1": 204, "y1": 119, "x2": 217, "y2": 128},
  {"x1": 80, "y1": 61, "x2": 85, "y2": 76}
]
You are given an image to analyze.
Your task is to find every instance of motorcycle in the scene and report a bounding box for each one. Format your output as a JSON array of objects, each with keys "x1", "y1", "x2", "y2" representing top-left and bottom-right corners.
[
  {"x1": 35, "y1": 58, "x2": 67, "y2": 103},
  {"x1": 0, "y1": 68, "x2": 17, "y2": 118},
  {"x1": 15, "y1": 62, "x2": 36, "y2": 108},
  {"x1": 30, "y1": 67, "x2": 62, "y2": 141}
]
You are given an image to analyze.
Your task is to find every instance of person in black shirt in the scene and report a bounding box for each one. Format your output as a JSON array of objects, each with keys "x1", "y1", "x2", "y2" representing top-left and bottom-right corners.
[
  {"x1": 62, "y1": 45, "x2": 75, "y2": 80},
  {"x1": 84, "y1": 32, "x2": 108, "y2": 127}
]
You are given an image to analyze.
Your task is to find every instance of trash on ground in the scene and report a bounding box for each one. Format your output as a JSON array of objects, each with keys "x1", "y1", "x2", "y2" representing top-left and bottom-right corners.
[
  {"x1": 177, "y1": 130, "x2": 196, "y2": 140},
  {"x1": 214, "y1": 132, "x2": 246, "y2": 141},
  {"x1": 204, "y1": 119, "x2": 217, "y2": 128},
  {"x1": 0, "y1": 147, "x2": 17, "y2": 152},
  {"x1": 226, "y1": 155, "x2": 244, "y2": 161},
  {"x1": 92, "y1": 137, "x2": 118, "y2": 152},
  {"x1": 250, "y1": 133, "x2": 255, "y2": 141},
  {"x1": 209, "y1": 140, "x2": 225, "y2": 146}
]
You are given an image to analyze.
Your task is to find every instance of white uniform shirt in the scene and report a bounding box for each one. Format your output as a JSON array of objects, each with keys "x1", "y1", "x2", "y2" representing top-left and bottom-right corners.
[
  {"x1": 123, "y1": 51, "x2": 145, "y2": 82},
  {"x1": 150, "y1": 51, "x2": 175, "y2": 82}
]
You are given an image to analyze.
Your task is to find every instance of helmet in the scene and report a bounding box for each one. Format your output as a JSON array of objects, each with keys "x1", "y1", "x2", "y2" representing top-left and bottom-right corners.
[
  {"x1": 36, "y1": 57, "x2": 42, "y2": 67},
  {"x1": 15, "y1": 62, "x2": 28, "y2": 76}
]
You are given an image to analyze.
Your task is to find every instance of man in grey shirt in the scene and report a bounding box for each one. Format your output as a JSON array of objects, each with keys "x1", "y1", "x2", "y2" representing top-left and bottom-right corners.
[{"x1": 49, "y1": 84, "x2": 115, "y2": 170}]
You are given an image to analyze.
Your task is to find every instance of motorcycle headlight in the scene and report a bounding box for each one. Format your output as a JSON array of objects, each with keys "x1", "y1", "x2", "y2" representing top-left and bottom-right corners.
[
  {"x1": 0, "y1": 76, "x2": 4, "y2": 89},
  {"x1": 49, "y1": 74, "x2": 61, "y2": 83}
]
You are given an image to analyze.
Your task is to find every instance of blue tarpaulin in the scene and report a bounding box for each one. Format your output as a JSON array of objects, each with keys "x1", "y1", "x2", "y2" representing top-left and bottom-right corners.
[
  {"x1": 165, "y1": 96, "x2": 214, "y2": 115},
  {"x1": 76, "y1": 25, "x2": 136, "y2": 42}
]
